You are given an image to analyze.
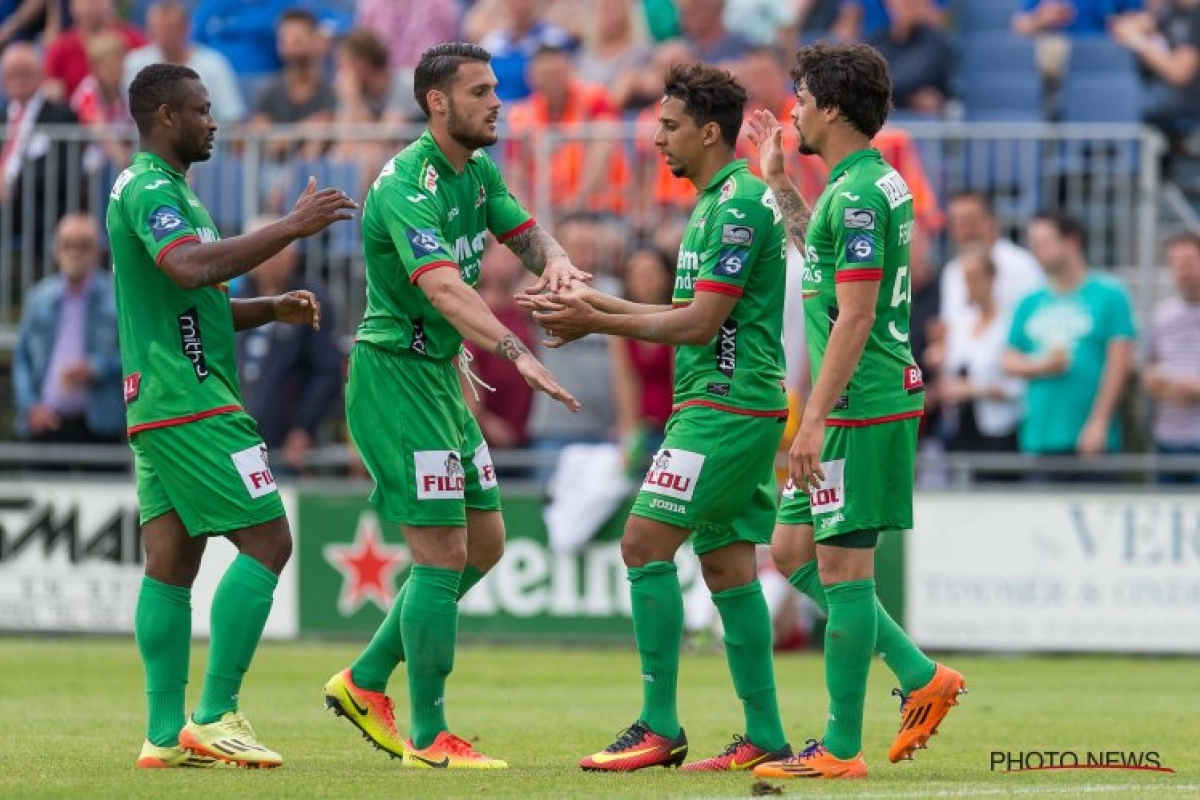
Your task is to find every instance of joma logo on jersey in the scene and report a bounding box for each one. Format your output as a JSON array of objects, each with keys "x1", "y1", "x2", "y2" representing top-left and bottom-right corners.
[
  {"x1": 177, "y1": 308, "x2": 208, "y2": 381},
  {"x1": 451, "y1": 232, "x2": 487, "y2": 263}
]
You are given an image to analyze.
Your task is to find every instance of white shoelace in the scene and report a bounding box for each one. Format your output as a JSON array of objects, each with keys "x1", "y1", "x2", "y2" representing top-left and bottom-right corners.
[{"x1": 457, "y1": 347, "x2": 496, "y2": 402}]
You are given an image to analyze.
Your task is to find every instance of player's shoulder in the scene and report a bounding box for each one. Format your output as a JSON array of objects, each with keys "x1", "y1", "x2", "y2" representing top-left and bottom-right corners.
[
  {"x1": 838, "y1": 152, "x2": 911, "y2": 210},
  {"x1": 718, "y1": 162, "x2": 769, "y2": 200},
  {"x1": 109, "y1": 159, "x2": 181, "y2": 202},
  {"x1": 711, "y1": 163, "x2": 778, "y2": 223}
]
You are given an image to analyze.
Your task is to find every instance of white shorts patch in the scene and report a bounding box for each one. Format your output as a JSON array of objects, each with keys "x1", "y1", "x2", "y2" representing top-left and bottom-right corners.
[
  {"x1": 415, "y1": 449, "x2": 465, "y2": 500},
  {"x1": 809, "y1": 458, "x2": 846, "y2": 514},
  {"x1": 231, "y1": 443, "x2": 278, "y2": 499},
  {"x1": 781, "y1": 477, "x2": 798, "y2": 499},
  {"x1": 641, "y1": 448, "x2": 704, "y2": 501},
  {"x1": 473, "y1": 442, "x2": 498, "y2": 490}
]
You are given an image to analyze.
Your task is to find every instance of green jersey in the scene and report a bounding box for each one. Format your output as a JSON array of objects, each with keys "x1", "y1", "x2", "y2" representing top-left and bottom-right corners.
[
  {"x1": 358, "y1": 130, "x2": 533, "y2": 362},
  {"x1": 106, "y1": 152, "x2": 240, "y2": 435},
  {"x1": 802, "y1": 149, "x2": 924, "y2": 424},
  {"x1": 673, "y1": 160, "x2": 788, "y2": 417}
]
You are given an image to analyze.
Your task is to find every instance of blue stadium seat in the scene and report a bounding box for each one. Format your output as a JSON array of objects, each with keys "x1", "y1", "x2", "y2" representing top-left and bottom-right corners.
[
  {"x1": 958, "y1": 0, "x2": 1022, "y2": 34},
  {"x1": 287, "y1": 158, "x2": 364, "y2": 260},
  {"x1": 188, "y1": 149, "x2": 245, "y2": 235},
  {"x1": 1062, "y1": 73, "x2": 1142, "y2": 123},
  {"x1": 957, "y1": 33, "x2": 1038, "y2": 85},
  {"x1": 960, "y1": 73, "x2": 1043, "y2": 120},
  {"x1": 1067, "y1": 35, "x2": 1138, "y2": 76}
]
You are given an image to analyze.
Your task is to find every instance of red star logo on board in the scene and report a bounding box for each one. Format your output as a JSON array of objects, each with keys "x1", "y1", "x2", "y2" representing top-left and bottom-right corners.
[{"x1": 323, "y1": 511, "x2": 408, "y2": 616}]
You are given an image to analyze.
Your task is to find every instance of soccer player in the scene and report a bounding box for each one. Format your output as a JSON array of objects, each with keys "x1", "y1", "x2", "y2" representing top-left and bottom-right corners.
[
  {"x1": 110, "y1": 63, "x2": 357, "y2": 769},
  {"x1": 522, "y1": 61, "x2": 793, "y2": 773},
  {"x1": 321, "y1": 42, "x2": 584, "y2": 770},
  {"x1": 744, "y1": 42, "x2": 966, "y2": 780}
]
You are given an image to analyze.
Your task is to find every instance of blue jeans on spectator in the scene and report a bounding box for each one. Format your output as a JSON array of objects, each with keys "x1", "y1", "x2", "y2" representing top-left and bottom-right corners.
[{"x1": 1154, "y1": 442, "x2": 1200, "y2": 485}]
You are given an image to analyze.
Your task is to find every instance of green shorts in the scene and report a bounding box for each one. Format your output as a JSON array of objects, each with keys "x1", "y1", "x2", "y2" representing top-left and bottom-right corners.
[
  {"x1": 631, "y1": 405, "x2": 785, "y2": 556},
  {"x1": 131, "y1": 410, "x2": 286, "y2": 536},
  {"x1": 776, "y1": 417, "x2": 918, "y2": 541},
  {"x1": 347, "y1": 342, "x2": 501, "y2": 527}
]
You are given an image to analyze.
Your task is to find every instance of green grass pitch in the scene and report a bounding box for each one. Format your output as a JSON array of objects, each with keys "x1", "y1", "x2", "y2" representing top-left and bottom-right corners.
[{"x1": 1, "y1": 638, "x2": 1197, "y2": 798}]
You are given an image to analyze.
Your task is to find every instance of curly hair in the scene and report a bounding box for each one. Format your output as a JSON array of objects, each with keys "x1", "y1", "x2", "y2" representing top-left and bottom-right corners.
[
  {"x1": 128, "y1": 62, "x2": 200, "y2": 135},
  {"x1": 792, "y1": 41, "x2": 892, "y2": 138},
  {"x1": 663, "y1": 61, "x2": 748, "y2": 148},
  {"x1": 414, "y1": 42, "x2": 492, "y2": 117}
]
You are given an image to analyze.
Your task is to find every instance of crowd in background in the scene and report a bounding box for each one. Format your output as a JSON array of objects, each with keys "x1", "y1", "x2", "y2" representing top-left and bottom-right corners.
[{"x1": 5, "y1": 0, "x2": 1200, "y2": 482}]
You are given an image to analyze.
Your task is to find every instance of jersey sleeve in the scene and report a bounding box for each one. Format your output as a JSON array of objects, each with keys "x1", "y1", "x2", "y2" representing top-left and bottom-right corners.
[
  {"x1": 826, "y1": 178, "x2": 897, "y2": 284},
  {"x1": 694, "y1": 190, "x2": 775, "y2": 298},
  {"x1": 478, "y1": 154, "x2": 534, "y2": 243},
  {"x1": 375, "y1": 176, "x2": 459, "y2": 284},
  {"x1": 1007, "y1": 296, "x2": 1035, "y2": 353},
  {"x1": 1103, "y1": 282, "x2": 1136, "y2": 341},
  {"x1": 120, "y1": 173, "x2": 201, "y2": 266}
]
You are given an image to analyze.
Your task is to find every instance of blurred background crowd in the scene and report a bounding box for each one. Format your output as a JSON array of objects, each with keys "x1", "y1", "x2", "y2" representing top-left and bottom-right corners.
[{"x1": 4, "y1": 0, "x2": 1200, "y2": 484}]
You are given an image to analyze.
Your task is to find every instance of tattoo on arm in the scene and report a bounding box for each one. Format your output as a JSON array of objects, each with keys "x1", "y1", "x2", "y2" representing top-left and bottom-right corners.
[
  {"x1": 773, "y1": 183, "x2": 812, "y2": 246},
  {"x1": 505, "y1": 223, "x2": 567, "y2": 276},
  {"x1": 494, "y1": 332, "x2": 530, "y2": 361}
]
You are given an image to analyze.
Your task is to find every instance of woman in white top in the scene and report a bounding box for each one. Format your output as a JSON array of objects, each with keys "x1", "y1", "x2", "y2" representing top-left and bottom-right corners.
[{"x1": 936, "y1": 246, "x2": 1024, "y2": 455}]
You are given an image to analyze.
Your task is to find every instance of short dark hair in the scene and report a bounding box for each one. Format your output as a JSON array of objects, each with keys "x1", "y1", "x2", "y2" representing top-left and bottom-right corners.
[
  {"x1": 128, "y1": 62, "x2": 200, "y2": 135},
  {"x1": 948, "y1": 190, "x2": 995, "y2": 217},
  {"x1": 663, "y1": 61, "x2": 748, "y2": 148},
  {"x1": 792, "y1": 41, "x2": 892, "y2": 138},
  {"x1": 279, "y1": 8, "x2": 319, "y2": 29},
  {"x1": 1032, "y1": 210, "x2": 1087, "y2": 250},
  {"x1": 341, "y1": 28, "x2": 390, "y2": 72},
  {"x1": 413, "y1": 42, "x2": 491, "y2": 118},
  {"x1": 1165, "y1": 230, "x2": 1200, "y2": 254}
]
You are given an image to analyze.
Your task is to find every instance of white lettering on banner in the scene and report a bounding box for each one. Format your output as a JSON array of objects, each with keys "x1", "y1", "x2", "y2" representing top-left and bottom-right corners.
[
  {"x1": 0, "y1": 483, "x2": 298, "y2": 636},
  {"x1": 810, "y1": 459, "x2": 846, "y2": 514},
  {"x1": 641, "y1": 449, "x2": 704, "y2": 501},
  {"x1": 414, "y1": 450, "x2": 466, "y2": 499},
  {"x1": 908, "y1": 494, "x2": 1200, "y2": 653},
  {"x1": 473, "y1": 442, "x2": 498, "y2": 491},
  {"x1": 231, "y1": 443, "x2": 277, "y2": 498}
]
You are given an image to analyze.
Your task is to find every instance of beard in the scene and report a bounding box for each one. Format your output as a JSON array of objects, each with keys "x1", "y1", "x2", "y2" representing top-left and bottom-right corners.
[
  {"x1": 177, "y1": 135, "x2": 213, "y2": 166},
  {"x1": 447, "y1": 102, "x2": 497, "y2": 151},
  {"x1": 798, "y1": 134, "x2": 817, "y2": 156}
]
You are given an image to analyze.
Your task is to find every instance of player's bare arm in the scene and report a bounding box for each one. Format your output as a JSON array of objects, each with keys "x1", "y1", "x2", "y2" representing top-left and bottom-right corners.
[
  {"x1": 746, "y1": 109, "x2": 812, "y2": 245},
  {"x1": 505, "y1": 222, "x2": 592, "y2": 291},
  {"x1": 417, "y1": 265, "x2": 581, "y2": 411},
  {"x1": 516, "y1": 280, "x2": 671, "y2": 321},
  {"x1": 530, "y1": 288, "x2": 738, "y2": 348},
  {"x1": 159, "y1": 179, "x2": 357, "y2": 289},
  {"x1": 230, "y1": 291, "x2": 322, "y2": 332},
  {"x1": 791, "y1": 278, "x2": 878, "y2": 489}
]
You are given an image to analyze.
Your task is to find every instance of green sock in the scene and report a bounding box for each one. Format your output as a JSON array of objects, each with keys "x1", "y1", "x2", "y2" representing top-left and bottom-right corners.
[
  {"x1": 789, "y1": 561, "x2": 935, "y2": 692},
  {"x1": 135, "y1": 577, "x2": 192, "y2": 747},
  {"x1": 401, "y1": 565, "x2": 461, "y2": 749},
  {"x1": 821, "y1": 579, "x2": 877, "y2": 759},
  {"x1": 193, "y1": 554, "x2": 278, "y2": 725},
  {"x1": 351, "y1": 564, "x2": 486, "y2": 692},
  {"x1": 628, "y1": 561, "x2": 683, "y2": 738},
  {"x1": 712, "y1": 580, "x2": 787, "y2": 752}
]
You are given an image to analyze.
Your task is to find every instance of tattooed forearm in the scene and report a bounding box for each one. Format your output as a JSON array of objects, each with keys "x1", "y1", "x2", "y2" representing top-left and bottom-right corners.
[
  {"x1": 772, "y1": 182, "x2": 813, "y2": 247},
  {"x1": 505, "y1": 223, "x2": 567, "y2": 276},
  {"x1": 494, "y1": 332, "x2": 530, "y2": 361}
]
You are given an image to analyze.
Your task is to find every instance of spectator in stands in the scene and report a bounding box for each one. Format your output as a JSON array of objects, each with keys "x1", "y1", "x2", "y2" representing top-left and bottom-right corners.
[
  {"x1": 577, "y1": 0, "x2": 652, "y2": 87},
  {"x1": 610, "y1": 247, "x2": 674, "y2": 475},
  {"x1": 463, "y1": 244, "x2": 539, "y2": 463},
  {"x1": 613, "y1": 36, "x2": 692, "y2": 110},
  {"x1": 507, "y1": 44, "x2": 631, "y2": 217},
  {"x1": 794, "y1": 0, "x2": 844, "y2": 37},
  {"x1": 737, "y1": 45, "x2": 800, "y2": 179},
  {"x1": 476, "y1": 0, "x2": 575, "y2": 102},
  {"x1": 249, "y1": 7, "x2": 335, "y2": 203},
  {"x1": 940, "y1": 191, "x2": 1044, "y2": 340},
  {"x1": 1142, "y1": 231, "x2": 1200, "y2": 482},
  {"x1": 13, "y1": 213, "x2": 123, "y2": 444},
  {"x1": 1112, "y1": 0, "x2": 1200, "y2": 140},
  {"x1": 724, "y1": 0, "x2": 804, "y2": 47},
  {"x1": 0, "y1": 0, "x2": 52, "y2": 48},
  {"x1": 1013, "y1": 0, "x2": 1143, "y2": 36},
  {"x1": 0, "y1": 43, "x2": 80, "y2": 255},
  {"x1": 630, "y1": 41, "x2": 698, "y2": 226},
  {"x1": 122, "y1": 0, "x2": 246, "y2": 126},
  {"x1": 1003, "y1": 212, "x2": 1135, "y2": 473},
  {"x1": 233, "y1": 216, "x2": 342, "y2": 475},
  {"x1": 71, "y1": 30, "x2": 132, "y2": 177},
  {"x1": 832, "y1": 0, "x2": 947, "y2": 40},
  {"x1": 43, "y1": 0, "x2": 146, "y2": 102},
  {"x1": 869, "y1": 0, "x2": 955, "y2": 114},
  {"x1": 355, "y1": 0, "x2": 460, "y2": 74},
  {"x1": 677, "y1": 0, "x2": 752, "y2": 63},
  {"x1": 527, "y1": 213, "x2": 619, "y2": 480},
  {"x1": 932, "y1": 247, "x2": 1024, "y2": 458},
  {"x1": 191, "y1": 0, "x2": 289, "y2": 81}
]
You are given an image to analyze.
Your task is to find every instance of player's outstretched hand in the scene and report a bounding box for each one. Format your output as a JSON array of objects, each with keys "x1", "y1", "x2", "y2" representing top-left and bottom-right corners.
[
  {"x1": 287, "y1": 176, "x2": 358, "y2": 237},
  {"x1": 527, "y1": 256, "x2": 593, "y2": 294},
  {"x1": 515, "y1": 352, "x2": 581, "y2": 412},
  {"x1": 527, "y1": 289, "x2": 602, "y2": 348},
  {"x1": 273, "y1": 289, "x2": 321, "y2": 330},
  {"x1": 746, "y1": 109, "x2": 786, "y2": 183}
]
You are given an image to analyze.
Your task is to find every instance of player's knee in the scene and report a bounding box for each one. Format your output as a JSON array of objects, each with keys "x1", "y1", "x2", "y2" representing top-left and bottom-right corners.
[
  {"x1": 620, "y1": 533, "x2": 660, "y2": 568},
  {"x1": 771, "y1": 538, "x2": 802, "y2": 577},
  {"x1": 473, "y1": 538, "x2": 504, "y2": 573}
]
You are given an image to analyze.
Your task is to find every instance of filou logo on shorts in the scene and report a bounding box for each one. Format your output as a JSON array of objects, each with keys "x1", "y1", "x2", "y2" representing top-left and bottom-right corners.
[
  {"x1": 810, "y1": 459, "x2": 846, "y2": 514},
  {"x1": 415, "y1": 450, "x2": 466, "y2": 499},
  {"x1": 641, "y1": 448, "x2": 705, "y2": 501},
  {"x1": 231, "y1": 443, "x2": 277, "y2": 499}
]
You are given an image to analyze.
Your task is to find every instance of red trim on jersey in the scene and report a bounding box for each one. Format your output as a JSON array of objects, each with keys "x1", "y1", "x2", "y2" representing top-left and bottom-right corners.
[
  {"x1": 672, "y1": 399, "x2": 789, "y2": 418},
  {"x1": 495, "y1": 218, "x2": 536, "y2": 243},
  {"x1": 127, "y1": 404, "x2": 242, "y2": 436},
  {"x1": 836, "y1": 268, "x2": 884, "y2": 283},
  {"x1": 672, "y1": 301, "x2": 691, "y2": 308},
  {"x1": 826, "y1": 410, "x2": 924, "y2": 428},
  {"x1": 155, "y1": 234, "x2": 199, "y2": 266},
  {"x1": 695, "y1": 280, "x2": 743, "y2": 298},
  {"x1": 409, "y1": 260, "x2": 458, "y2": 284}
]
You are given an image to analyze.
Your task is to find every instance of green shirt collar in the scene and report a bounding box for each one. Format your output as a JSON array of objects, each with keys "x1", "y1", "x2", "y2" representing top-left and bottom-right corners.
[
  {"x1": 131, "y1": 151, "x2": 187, "y2": 179},
  {"x1": 827, "y1": 149, "x2": 880, "y2": 185},
  {"x1": 703, "y1": 159, "x2": 749, "y2": 193},
  {"x1": 418, "y1": 129, "x2": 465, "y2": 175}
]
